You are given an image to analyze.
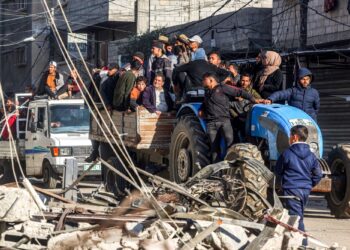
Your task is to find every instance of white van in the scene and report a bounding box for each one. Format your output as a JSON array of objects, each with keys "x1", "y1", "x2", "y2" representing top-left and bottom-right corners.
[{"x1": 0, "y1": 94, "x2": 101, "y2": 188}]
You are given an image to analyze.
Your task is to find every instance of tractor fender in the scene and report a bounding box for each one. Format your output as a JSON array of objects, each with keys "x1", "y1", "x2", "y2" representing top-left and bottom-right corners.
[{"x1": 176, "y1": 103, "x2": 206, "y2": 132}]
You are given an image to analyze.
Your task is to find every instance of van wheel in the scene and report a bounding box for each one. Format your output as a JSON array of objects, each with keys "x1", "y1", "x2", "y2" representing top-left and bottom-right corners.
[{"x1": 43, "y1": 161, "x2": 58, "y2": 189}]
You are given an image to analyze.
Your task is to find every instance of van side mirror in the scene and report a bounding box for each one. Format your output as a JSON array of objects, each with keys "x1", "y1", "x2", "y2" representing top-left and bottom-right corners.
[{"x1": 30, "y1": 122, "x2": 37, "y2": 133}]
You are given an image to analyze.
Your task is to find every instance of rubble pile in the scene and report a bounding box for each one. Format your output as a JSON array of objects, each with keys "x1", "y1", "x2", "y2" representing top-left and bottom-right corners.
[{"x1": 0, "y1": 159, "x2": 334, "y2": 249}]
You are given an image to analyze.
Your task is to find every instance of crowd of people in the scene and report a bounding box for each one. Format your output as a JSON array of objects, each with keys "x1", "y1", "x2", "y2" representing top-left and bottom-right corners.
[
  {"x1": 34, "y1": 34, "x2": 320, "y2": 125},
  {"x1": 3, "y1": 33, "x2": 320, "y2": 151},
  {"x1": 22, "y1": 33, "x2": 317, "y2": 163},
  {"x1": 1, "y1": 33, "x2": 323, "y2": 234}
]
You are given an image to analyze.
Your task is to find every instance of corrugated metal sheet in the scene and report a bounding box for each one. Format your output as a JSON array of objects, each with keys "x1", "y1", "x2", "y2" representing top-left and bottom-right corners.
[{"x1": 309, "y1": 65, "x2": 350, "y2": 154}]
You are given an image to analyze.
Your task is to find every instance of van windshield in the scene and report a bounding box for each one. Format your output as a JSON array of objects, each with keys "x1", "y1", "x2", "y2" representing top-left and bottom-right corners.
[{"x1": 50, "y1": 104, "x2": 89, "y2": 133}]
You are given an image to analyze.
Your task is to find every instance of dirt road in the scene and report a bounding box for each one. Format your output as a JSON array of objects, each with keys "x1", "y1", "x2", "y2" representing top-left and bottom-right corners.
[{"x1": 305, "y1": 196, "x2": 350, "y2": 248}]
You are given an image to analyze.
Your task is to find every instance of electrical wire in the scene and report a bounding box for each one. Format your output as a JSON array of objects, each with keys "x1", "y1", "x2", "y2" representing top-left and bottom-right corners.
[
  {"x1": 47, "y1": 1, "x2": 214, "y2": 245},
  {"x1": 41, "y1": 0, "x2": 158, "y2": 210},
  {"x1": 165, "y1": 0, "x2": 239, "y2": 35},
  {"x1": 301, "y1": 3, "x2": 350, "y2": 29},
  {"x1": 1, "y1": 0, "x2": 233, "y2": 37},
  {"x1": 44, "y1": 1, "x2": 182, "y2": 241},
  {"x1": 17, "y1": 33, "x2": 50, "y2": 89},
  {"x1": 0, "y1": 9, "x2": 48, "y2": 23},
  {"x1": 281, "y1": 1, "x2": 294, "y2": 51},
  {"x1": 53, "y1": 0, "x2": 174, "y2": 211},
  {"x1": 45, "y1": 1, "x2": 144, "y2": 186},
  {"x1": 199, "y1": 0, "x2": 254, "y2": 37}
]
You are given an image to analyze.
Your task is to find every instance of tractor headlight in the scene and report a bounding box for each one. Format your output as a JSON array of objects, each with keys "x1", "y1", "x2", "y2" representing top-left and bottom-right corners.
[{"x1": 309, "y1": 142, "x2": 318, "y2": 154}]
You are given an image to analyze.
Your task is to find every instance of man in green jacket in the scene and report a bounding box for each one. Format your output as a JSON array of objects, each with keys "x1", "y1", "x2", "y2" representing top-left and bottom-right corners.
[
  {"x1": 113, "y1": 60, "x2": 142, "y2": 111},
  {"x1": 230, "y1": 73, "x2": 262, "y2": 141}
]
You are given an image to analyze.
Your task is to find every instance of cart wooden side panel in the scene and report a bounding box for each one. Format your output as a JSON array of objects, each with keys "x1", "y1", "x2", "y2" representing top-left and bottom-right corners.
[{"x1": 89, "y1": 107, "x2": 176, "y2": 150}]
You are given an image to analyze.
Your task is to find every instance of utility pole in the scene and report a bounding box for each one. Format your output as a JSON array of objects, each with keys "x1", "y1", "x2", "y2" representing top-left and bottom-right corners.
[
  {"x1": 49, "y1": 7, "x2": 55, "y2": 60},
  {"x1": 299, "y1": 0, "x2": 309, "y2": 49}
]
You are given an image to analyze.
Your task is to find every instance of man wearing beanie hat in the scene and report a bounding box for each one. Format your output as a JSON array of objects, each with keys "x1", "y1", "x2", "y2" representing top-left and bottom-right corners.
[
  {"x1": 148, "y1": 40, "x2": 173, "y2": 91},
  {"x1": 133, "y1": 51, "x2": 145, "y2": 77},
  {"x1": 34, "y1": 61, "x2": 64, "y2": 98},
  {"x1": 100, "y1": 63, "x2": 120, "y2": 111},
  {"x1": 266, "y1": 67, "x2": 320, "y2": 121},
  {"x1": 165, "y1": 43, "x2": 178, "y2": 70}
]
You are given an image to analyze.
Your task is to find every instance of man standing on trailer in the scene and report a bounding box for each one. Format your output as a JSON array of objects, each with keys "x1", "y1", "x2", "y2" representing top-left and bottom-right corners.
[{"x1": 200, "y1": 72, "x2": 260, "y2": 163}]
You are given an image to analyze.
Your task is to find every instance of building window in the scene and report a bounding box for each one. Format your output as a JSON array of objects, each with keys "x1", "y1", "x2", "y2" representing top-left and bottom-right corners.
[
  {"x1": 1, "y1": 0, "x2": 28, "y2": 11},
  {"x1": 14, "y1": 46, "x2": 27, "y2": 66},
  {"x1": 17, "y1": 0, "x2": 27, "y2": 10}
]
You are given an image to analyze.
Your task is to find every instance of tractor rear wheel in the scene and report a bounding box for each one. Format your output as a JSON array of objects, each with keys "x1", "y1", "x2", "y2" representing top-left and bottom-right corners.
[
  {"x1": 169, "y1": 115, "x2": 210, "y2": 183},
  {"x1": 326, "y1": 144, "x2": 350, "y2": 218}
]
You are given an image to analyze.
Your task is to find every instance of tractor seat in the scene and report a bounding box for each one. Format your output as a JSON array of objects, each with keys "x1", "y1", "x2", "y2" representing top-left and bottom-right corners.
[{"x1": 185, "y1": 88, "x2": 205, "y2": 102}]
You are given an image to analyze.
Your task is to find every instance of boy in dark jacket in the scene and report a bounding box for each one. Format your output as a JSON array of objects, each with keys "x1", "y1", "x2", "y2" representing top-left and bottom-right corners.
[
  {"x1": 266, "y1": 68, "x2": 320, "y2": 121},
  {"x1": 275, "y1": 125, "x2": 322, "y2": 231}
]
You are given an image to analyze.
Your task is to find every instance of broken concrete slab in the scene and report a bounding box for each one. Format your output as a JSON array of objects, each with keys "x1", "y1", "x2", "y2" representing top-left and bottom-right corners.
[
  {"x1": 0, "y1": 186, "x2": 40, "y2": 222},
  {"x1": 47, "y1": 228, "x2": 123, "y2": 250}
]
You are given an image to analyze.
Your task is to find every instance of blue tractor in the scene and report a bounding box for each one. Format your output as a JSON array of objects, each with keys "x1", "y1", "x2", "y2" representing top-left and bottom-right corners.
[{"x1": 169, "y1": 101, "x2": 330, "y2": 188}]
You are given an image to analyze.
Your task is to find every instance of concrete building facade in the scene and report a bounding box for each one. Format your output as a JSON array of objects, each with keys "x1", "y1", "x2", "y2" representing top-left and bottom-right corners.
[
  {"x1": 0, "y1": 0, "x2": 50, "y2": 93},
  {"x1": 137, "y1": 0, "x2": 272, "y2": 34},
  {"x1": 109, "y1": 0, "x2": 272, "y2": 64},
  {"x1": 271, "y1": 1, "x2": 350, "y2": 153},
  {"x1": 1, "y1": 0, "x2": 273, "y2": 93},
  {"x1": 272, "y1": 0, "x2": 350, "y2": 50}
]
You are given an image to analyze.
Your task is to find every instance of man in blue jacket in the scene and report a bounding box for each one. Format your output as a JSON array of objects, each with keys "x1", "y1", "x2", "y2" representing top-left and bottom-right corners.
[
  {"x1": 275, "y1": 125, "x2": 322, "y2": 231},
  {"x1": 266, "y1": 68, "x2": 320, "y2": 121}
]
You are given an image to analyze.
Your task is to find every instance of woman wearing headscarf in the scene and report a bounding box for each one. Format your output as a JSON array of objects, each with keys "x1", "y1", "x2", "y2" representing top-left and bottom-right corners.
[{"x1": 254, "y1": 51, "x2": 283, "y2": 99}]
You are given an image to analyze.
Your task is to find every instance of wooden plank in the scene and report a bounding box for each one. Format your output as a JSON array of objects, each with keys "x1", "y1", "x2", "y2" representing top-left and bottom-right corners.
[
  {"x1": 140, "y1": 120, "x2": 176, "y2": 125},
  {"x1": 140, "y1": 130, "x2": 173, "y2": 137},
  {"x1": 139, "y1": 124, "x2": 174, "y2": 131},
  {"x1": 124, "y1": 122, "x2": 137, "y2": 129},
  {"x1": 139, "y1": 117, "x2": 176, "y2": 122},
  {"x1": 33, "y1": 186, "x2": 75, "y2": 204},
  {"x1": 138, "y1": 110, "x2": 175, "y2": 118},
  {"x1": 136, "y1": 144, "x2": 170, "y2": 150}
]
